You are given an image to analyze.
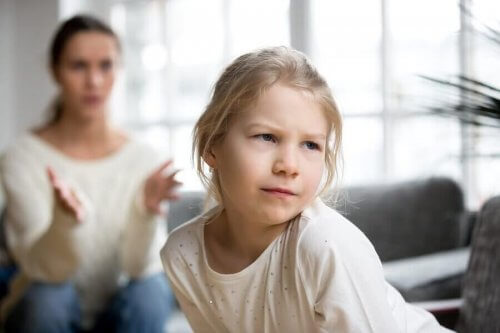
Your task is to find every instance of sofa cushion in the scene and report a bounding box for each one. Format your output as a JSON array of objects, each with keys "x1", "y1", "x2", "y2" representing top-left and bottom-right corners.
[
  {"x1": 338, "y1": 177, "x2": 465, "y2": 261},
  {"x1": 167, "y1": 191, "x2": 205, "y2": 232},
  {"x1": 383, "y1": 247, "x2": 469, "y2": 301}
]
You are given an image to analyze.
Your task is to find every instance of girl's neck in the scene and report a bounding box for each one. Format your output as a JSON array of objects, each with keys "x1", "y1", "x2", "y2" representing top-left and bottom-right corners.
[{"x1": 205, "y1": 207, "x2": 289, "y2": 274}]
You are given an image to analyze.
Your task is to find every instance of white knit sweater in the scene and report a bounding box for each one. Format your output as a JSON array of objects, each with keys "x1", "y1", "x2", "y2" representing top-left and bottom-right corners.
[{"x1": 0, "y1": 133, "x2": 167, "y2": 325}]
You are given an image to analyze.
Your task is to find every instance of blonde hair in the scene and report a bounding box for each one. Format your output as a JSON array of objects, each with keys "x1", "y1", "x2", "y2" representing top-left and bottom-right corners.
[{"x1": 193, "y1": 46, "x2": 342, "y2": 205}]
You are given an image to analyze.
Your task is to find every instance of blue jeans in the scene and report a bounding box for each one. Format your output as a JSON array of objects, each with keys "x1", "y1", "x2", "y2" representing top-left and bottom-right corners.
[{"x1": 4, "y1": 273, "x2": 175, "y2": 333}]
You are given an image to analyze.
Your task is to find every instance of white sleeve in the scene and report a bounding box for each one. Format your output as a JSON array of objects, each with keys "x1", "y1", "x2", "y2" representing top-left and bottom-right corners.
[
  {"x1": 120, "y1": 148, "x2": 166, "y2": 279},
  {"x1": 160, "y1": 241, "x2": 210, "y2": 332},
  {"x1": 301, "y1": 237, "x2": 401, "y2": 332},
  {"x1": 0, "y1": 151, "x2": 93, "y2": 282},
  {"x1": 120, "y1": 181, "x2": 165, "y2": 278},
  {"x1": 298, "y1": 219, "x2": 451, "y2": 333},
  {"x1": 385, "y1": 283, "x2": 455, "y2": 333}
]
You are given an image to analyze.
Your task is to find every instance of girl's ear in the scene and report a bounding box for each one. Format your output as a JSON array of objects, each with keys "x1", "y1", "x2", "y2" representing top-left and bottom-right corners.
[{"x1": 203, "y1": 148, "x2": 217, "y2": 169}]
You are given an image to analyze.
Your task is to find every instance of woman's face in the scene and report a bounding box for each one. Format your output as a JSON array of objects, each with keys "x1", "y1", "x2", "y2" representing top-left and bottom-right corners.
[{"x1": 53, "y1": 31, "x2": 119, "y2": 121}]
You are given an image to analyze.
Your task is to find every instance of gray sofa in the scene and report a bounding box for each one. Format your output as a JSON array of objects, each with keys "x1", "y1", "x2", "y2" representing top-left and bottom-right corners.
[
  {"x1": 0, "y1": 177, "x2": 475, "y2": 332},
  {"x1": 167, "y1": 177, "x2": 474, "y2": 303},
  {"x1": 339, "y1": 177, "x2": 473, "y2": 302}
]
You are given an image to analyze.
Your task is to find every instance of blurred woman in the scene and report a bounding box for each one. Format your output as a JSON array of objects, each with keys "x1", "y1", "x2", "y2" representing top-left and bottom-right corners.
[{"x1": 0, "y1": 14, "x2": 179, "y2": 333}]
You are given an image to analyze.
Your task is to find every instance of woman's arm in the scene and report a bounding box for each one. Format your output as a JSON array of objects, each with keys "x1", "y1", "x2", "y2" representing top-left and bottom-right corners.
[
  {"x1": 120, "y1": 159, "x2": 180, "y2": 279},
  {"x1": 1, "y1": 154, "x2": 92, "y2": 282},
  {"x1": 120, "y1": 185, "x2": 165, "y2": 279}
]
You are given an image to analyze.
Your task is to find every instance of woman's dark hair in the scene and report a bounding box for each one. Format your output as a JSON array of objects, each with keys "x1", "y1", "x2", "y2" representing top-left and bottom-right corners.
[
  {"x1": 50, "y1": 14, "x2": 120, "y2": 68},
  {"x1": 48, "y1": 14, "x2": 121, "y2": 123}
]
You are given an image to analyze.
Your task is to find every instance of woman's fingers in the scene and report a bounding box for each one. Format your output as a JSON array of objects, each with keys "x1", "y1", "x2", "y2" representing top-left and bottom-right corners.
[
  {"x1": 46, "y1": 166, "x2": 83, "y2": 222},
  {"x1": 153, "y1": 160, "x2": 173, "y2": 176},
  {"x1": 165, "y1": 177, "x2": 182, "y2": 188},
  {"x1": 47, "y1": 166, "x2": 63, "y2": 190},
  {"x1": 164, "y1": 192, "x2": 180, "y2": 201},
  {"x1": 47, "y1": 166, "x2": 56, "y2": 184},
  {"x1": 164, "y1": 180, "x2": 182, "y2": 195},
  {"x1": 144, "y1": 160, "x2": 183, "y2": 214},
  {"x1": 162, "y1": 171, "x2": 182, "y2": 200},
  {"x1": 48, "y1": 167, "x2": 64, "y2": 195}
]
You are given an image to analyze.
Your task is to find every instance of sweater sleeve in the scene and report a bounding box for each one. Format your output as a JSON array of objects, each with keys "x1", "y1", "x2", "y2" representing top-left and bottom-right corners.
[
  {"x1": 119, "y1": 147, "x2": 167, "y2": 279},
  {"x1": 0, "y1": 150, "x2": 93, "y2": 282},
  {"x1": 160, "y1": 236, "x2": 209, "y2": 332},
  {"x1": 297, "y1": 211, "x2": 452, "y2": 333},
  {"x1": 298, "y1": 223, "x2": 400, "y2": 332}
]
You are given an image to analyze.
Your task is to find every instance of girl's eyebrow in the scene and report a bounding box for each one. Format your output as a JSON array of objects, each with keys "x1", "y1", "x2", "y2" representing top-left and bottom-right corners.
[
  {"x1": 245, "y1": 122, "x2": 326, "y2": 140},
  {"x1": 245, "y1": 122, "x2": 276, "y2": 131}
]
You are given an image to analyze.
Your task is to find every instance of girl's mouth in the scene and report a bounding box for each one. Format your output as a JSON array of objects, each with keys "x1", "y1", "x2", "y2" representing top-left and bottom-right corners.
[{"x1": 261, "y1": 187, "x2": 296, "y2": 196}]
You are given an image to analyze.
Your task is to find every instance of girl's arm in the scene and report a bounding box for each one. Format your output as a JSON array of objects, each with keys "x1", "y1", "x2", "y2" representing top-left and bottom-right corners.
[
  {"x1": 1, "y1": 154, "x2": 92, "y2": 282},
  {"x1": 160, "y1": 242, "x2": 210, "y2": 332},
  {"x1": 297, "y1": 211, "x2": 452, "y2": 332},
  {"x1": 166, "y1": 278, "x2": 209, "y2": 331},
  {"x1": 301, "y1": 236, "x2": 401, "y2": 332},
  {"x1": 384, "y1": 282, "x2": 453, "y2": 333}
]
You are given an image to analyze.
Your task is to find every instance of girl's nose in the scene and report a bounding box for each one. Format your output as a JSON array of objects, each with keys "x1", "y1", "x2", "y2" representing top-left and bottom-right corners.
[{"x1": 272, "y1": 146, "x2": 299, "y2": 176}]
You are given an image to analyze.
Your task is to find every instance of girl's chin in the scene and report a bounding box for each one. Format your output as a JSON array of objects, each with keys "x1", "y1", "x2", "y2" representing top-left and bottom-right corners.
[{"x1": 261, "y1": 210, "x2": 301, "y2": 226}]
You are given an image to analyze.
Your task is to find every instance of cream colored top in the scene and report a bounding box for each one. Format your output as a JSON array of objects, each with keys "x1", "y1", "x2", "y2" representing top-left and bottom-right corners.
[
  {"x1": 161, "y1": 199, "x2": 453, "y2": 333},
  {"x1": 0, "y1": 133, "x2": 167, "y2": 325}
]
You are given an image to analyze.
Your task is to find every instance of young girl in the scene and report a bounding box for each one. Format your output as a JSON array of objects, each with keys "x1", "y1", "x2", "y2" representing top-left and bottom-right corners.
[{"x1": 161, "y1": 46, "x2": 451, "y2": 332}]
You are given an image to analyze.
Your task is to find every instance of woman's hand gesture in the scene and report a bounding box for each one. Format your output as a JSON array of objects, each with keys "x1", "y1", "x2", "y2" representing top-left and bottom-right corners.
[
  {"x1": 144, "y1": 160, "x2": 182, "y2": 215},
  {"x1": 47, "y1": 166, "x2": 84, "y2": 222}
]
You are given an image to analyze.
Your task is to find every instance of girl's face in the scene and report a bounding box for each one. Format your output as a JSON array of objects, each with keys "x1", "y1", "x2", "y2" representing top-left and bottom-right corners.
[
  {"x1": 208, "y1": 83, "x2": 328, "y2": 227},
  {"x1": 53, "y1": 31, "x2": 119, "y2": 121}
]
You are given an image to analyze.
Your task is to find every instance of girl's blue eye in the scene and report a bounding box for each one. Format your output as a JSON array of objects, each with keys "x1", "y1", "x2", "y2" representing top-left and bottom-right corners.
[
  {"x1": 261, "y1": 134, "x2": 274, "y2": 141},
  {"x1": 256, "y1": 134, "x2": 276, "y2": 143},
  {"x1": 305, "y1": 141, "x2": 319, "y2": 150}
]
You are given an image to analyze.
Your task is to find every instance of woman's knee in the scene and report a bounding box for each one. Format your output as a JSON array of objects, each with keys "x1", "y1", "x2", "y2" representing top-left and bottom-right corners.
[
  {"x1": 108, "y1": 274, "x2": 174, "y2": 332},
  {"x1": 122, "y1": 274, "x2": 173, "y2": 316},
  {"x1": 4, "y1": 282, "x2": 80, "y2": 333}
]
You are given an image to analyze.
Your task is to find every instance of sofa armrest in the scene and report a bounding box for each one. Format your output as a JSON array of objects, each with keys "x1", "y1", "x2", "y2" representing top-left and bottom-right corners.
[
  {"x1": 383, "y1": 247, "x2": 470, "y2": 301},
  {"x1": 412, "y1": 298, "x2": 462, "y2": 329},
  {"x1": 412, "y1": 298, "x2": 462, "y2": 314}
]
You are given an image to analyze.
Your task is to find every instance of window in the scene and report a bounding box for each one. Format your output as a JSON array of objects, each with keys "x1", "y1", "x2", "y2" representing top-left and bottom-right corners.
[
  {"x1": 108, "y1": 0, "x2": 289, "y2": 190},
  {"x1": 64, "y1": 0, "x2": 499, "y2": 207}
]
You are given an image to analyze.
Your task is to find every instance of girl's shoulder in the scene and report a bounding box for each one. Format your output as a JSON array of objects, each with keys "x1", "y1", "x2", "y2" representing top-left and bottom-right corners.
[
  {"x1": 292, "y1": 199, "x2": 385, "y2": 295},
  {"x1": 296, "y1": 198, "x2": 380, "y2": 265},
  {"x1": 161, "y1": 209, "x2": 212, "y2": 262}
]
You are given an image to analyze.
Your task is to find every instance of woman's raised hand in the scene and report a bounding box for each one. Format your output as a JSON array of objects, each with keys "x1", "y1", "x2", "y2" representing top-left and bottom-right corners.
[
  {"x1": 47, "y1": 166, "x2": 84, "y2": 222},
  {"x1": 143, "y1": 160, "x2": 182, "y2": 215}
]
